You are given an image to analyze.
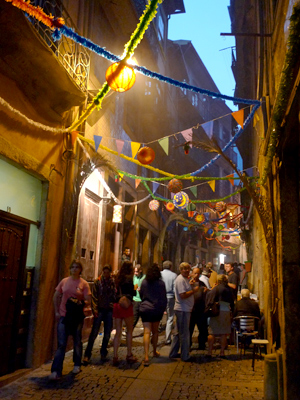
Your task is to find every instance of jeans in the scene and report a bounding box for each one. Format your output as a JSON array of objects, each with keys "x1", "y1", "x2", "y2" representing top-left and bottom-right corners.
[
  {"x1": 84, "y1": 309, "x2": 113, "y2": 359},
  {"x1": 51, "y1": 317, "x2": 83, "y2": 375},
  {"x1": 169, "y1": 310, "x2": 191, "y2": 361},
  {"x1": 165, "y1": 297, "x2": 175, "y2": 342}
]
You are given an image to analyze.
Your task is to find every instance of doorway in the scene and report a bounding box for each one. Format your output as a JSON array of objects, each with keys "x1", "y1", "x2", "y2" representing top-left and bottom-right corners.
[{"x1": 0, "y1": 212, "x2": 30, "y2": 376}]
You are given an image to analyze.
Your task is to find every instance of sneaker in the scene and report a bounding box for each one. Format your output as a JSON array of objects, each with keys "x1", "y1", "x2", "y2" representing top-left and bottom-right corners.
[
  {"x1": 49, "y1": 371, "x2": 61, "y2": 381},
  {"x1": 72, "y1": 366, "x2": 81, "y2": 374}
]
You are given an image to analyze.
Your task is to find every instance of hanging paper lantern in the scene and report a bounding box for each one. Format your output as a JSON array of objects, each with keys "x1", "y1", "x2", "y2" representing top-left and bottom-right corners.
[
  {"x1": 195, "y1": 214, "x2": 205, "y2": 223},
  {"x1": 105, "y1": 62, "x2": 136, "y2": 92},
  {"x1": 215, "y1": 201, "x2": 226, "y2": 212},
  {"x1": 165, "y1": 202, "x2": 175, "y2": 212},
  {"x1": 207, "y1": 228, "x2": 214, "y2": 235},
  {"x1": 186, "y1": 202, "x2": 196, "y2": 218},
  {"x1": 218, "y1": 224, "x2": 224, "y2": 230},
  {"x1": 227, "y1": 221, "x2": 235, "y2": 229},
  {"x1": 167, "y1": 179, "x2": 183, "y2": 193},
  {"x1": 112, "y1": 205, "x2": 122, "y2": 223},
  {"x1": 137, "y1": 146, "x2": 155, "y2": 165},
  {"x1": 225, "y1": 235, "x2": 230, "y2": 240},
  {"x1": 173, "y1": 191, "x2": 189, "y2": 209},
  {"x1": 149, "y1": 200, "x2": 159, "y2": 211},
  {"x1": 183, "y1": 226, "x2": 188, "y2": 231}
]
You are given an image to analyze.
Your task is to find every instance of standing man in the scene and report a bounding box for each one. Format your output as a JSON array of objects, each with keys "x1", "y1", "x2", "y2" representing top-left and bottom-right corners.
[
  {"x1": 161, "y1": 260, "x2": 177, "y2": 345},
  {"x1": 132, "y1": 264, "x2": 145, "y2": 328},
  {"x1": 189, "y1": 267, "x2": 208, "y2": 350},
  {"x1": 169, "y1": 262, "x2": 199, "y2": 362},
  {"x1": 225, "y1": 262, "x2": 239, "y2": 300},
  {"x1": 83, "y1": 265, "x2": 116, "y2": 364},
  {"x1": 121, "y1": 247, "x2": 131, "y2": 263}
]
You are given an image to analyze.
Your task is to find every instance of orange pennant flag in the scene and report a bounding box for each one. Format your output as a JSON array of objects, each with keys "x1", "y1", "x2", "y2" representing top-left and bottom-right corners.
[
  {"x1": 227, "y1": 174, "x2": 234, "y2": 186},
  {"x1": 208, "y1": 180, "x2": 215, "y2": 192},
  {"x1": 71, "y1": 131, "x2": 78, "y2": 147},
  {"x1": 135, "y1": 179, "x2": 141, "y2": 188},
  {"x1": 232, "y1": 109, "x2": 244, "y2": 129}
]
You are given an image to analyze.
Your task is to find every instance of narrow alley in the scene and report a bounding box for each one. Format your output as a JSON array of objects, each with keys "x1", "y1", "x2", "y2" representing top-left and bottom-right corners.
[{"x1": 0, "y1": 327, "x2": 264, "y2": 400}]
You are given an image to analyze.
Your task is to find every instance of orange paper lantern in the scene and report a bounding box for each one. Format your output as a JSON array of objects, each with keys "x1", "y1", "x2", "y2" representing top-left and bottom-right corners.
[
  {"x1": 165, "y1": 202, "x2": 175, "y2": 212},
  {"x1": 105, "y1": 62, "x2": 136, "y2": 92},
  {"x1": 137, "y1": 147, "x2": 155, "y2": 165}
]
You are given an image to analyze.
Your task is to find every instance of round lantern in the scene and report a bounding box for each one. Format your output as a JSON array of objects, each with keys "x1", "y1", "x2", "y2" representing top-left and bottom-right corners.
[
  {"x1": 105, "y1": 62, "x2": 136, "y2": 92},
  {"x1": 173, "y1": 191, "x2": 189, "y2": 210},
  {"x1": 165, "y1": 202, "x2": 175, "y2": 212},
  {"x1": 207, "y1": 228, "x2": 214, "y2": 235},
  {"x1": 167, "y1": 178, "x2": 183, "y2": 194},
  {"x1": 195, "y1": 214, "x2": 205, "y2": 223},
  {"x1": 137, "y1": 146, "x2": 155, "y2": 165},
  {"x1": 215, "y1": 201, "x2": 226, "y2": 212},
  {"x1": 225, "y1": 235, "x2": 230, "y2": 240},
  {"x1": 149, "y1": 199, "x2": 159, "y2": 211}
]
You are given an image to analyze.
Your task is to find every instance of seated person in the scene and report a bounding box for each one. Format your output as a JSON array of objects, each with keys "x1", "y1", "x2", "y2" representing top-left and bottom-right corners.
[{"x1": 233, "y1": 289, "x2": 260, "y2": 319}]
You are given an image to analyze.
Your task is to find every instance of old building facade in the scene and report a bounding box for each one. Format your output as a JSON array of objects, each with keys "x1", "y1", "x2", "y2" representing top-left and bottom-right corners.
[{"x1": 229, "y1": 0, "x2": 300, "y2": 397}]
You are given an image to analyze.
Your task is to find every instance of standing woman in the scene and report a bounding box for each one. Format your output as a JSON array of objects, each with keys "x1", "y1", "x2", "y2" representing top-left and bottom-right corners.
[
  {"x1": 49, "y1": 260, "x2": 91, "y2": 380},
  {"x1": 205, "y1": 274, "x2": 234, "y2": 358},
  {"x1": 113, "y1": 261, "x2": 137, "y2": 365},
  {"x1": 139, "y1": 264, "x2": 167, "y2": 366}
]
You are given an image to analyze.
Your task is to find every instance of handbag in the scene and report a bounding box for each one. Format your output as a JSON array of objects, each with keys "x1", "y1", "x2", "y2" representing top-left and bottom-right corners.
[
  {"x1": 118, "y1": 286, "x2": 132, "y2": 309},
  {"x1": 207, "y1": 301, "x2": 220, "y2": 317},
  {"x1": 118, "y1": 295, "x2": 131, "y2": 309},
  {"x1": 64, "y1": 296, "x2": 85, "y2": 327}
]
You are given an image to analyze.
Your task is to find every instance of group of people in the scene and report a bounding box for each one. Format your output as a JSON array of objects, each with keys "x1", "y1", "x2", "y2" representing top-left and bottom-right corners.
[{"x1": 49, "y1": 258, "x2": 260, "y2": 380}]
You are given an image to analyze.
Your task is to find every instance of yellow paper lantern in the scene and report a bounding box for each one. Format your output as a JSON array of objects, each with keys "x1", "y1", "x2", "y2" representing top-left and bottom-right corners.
[
  {"x1": 105, "y1": 62, "x2": 136, "y2": 92},
  {"x1": 112, "y1": 205, "x2": 122, "y2": 223}
]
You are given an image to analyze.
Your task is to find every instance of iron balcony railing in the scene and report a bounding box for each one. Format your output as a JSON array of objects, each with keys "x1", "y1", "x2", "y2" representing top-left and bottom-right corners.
[{"x1": 28, "y1": 0, "x2": 90, "y2": 93}]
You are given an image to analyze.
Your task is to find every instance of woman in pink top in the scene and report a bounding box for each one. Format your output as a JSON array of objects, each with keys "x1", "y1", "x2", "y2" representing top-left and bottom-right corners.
[{"x1": 49, "y1": 260, "x2": 91, "y2": 380}]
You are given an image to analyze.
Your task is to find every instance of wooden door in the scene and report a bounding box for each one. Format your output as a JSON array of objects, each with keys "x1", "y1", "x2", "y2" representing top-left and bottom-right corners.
[{"x1": 0, "y1": 212, "x2": 29, "y2": 376}]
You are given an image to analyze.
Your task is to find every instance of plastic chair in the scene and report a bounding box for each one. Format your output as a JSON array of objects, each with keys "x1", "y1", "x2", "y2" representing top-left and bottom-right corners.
[{"x1": 233, "y1": 316, "x2": 260, "y2": 355}]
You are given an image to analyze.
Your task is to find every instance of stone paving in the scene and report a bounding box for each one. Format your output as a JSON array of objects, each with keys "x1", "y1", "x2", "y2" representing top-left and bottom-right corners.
[{"x1": 0, "y1": 323, "x2": 264, "y2": 400}]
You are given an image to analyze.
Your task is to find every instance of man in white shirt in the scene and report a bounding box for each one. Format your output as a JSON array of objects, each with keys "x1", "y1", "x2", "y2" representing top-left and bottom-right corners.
[
  {"x1": 161, "y1": 260, "x2": 177, "y2": 345},
  {"x1": 169, "y1": 262, "x2": 199, "y2": 361}
]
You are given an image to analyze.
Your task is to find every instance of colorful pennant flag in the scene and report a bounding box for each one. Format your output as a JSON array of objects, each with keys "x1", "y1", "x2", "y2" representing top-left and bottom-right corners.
[
  {"x1": 94, "y1": 135, "x2": 102, "y2": 151},
  {"x1": 152, "y1": 182, "x2": 159, "y2": 194},
  {"x1": 135, "y1": 179, "x2": 141, "y2": 188},
  {"x1": 208, "y1": 180, "x2": 215, "y2": 192},
  {"x1": 202, "y1": 121, "x2": 214, "y2": 138},
  {"x1": 227, "y1": 174, "x2": 234, "y2": 186},
  {"x1": 131, "y1": 142, "x2": 140, "y2": 159},
  {"x1": 119, "y1": 172, "x2": 124, "y2": 182},
  {"x1": 232, "y1": 109, "x2": 244, "y2": 129},
  {"x1": 181, "y1": 128, "x2": 193, "y2": 147},
  {"x1": 116, "y1": 139, "x2": 124, "y2": 154},
  {"x1": 158, "y1": 137, "x2": 169, "y2": 155},
  {"x1": 189, "y1": 186, "x2": 197, "y2": 198}
]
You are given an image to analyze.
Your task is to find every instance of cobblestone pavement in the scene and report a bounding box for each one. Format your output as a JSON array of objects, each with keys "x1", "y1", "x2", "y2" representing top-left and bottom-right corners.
[{"x1": 0, "y1": 323, "x2": 264, "y2": 400}]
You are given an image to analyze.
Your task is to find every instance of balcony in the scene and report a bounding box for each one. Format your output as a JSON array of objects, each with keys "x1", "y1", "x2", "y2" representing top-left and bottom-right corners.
[{"x1": 28, "y1": 0, "x2": 90, "y2": 93}]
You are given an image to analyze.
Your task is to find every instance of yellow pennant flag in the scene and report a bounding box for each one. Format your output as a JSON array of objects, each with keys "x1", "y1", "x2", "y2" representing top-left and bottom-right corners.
[
  {"x1": 232, "y1": 109, "x2": 244, "y2": 129},
  {"x1": 119, "y1": 173, "x2": 124, "y2": 182},
  {"x1": 131, "y1": 142, "x2": 141, "y2": 159},
  {"x1": 208, "y1": 180, "x2": 215, "y2": 192},
  {"x1": 135, "y1": 179, "x2": 141, "y2": 188}
]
